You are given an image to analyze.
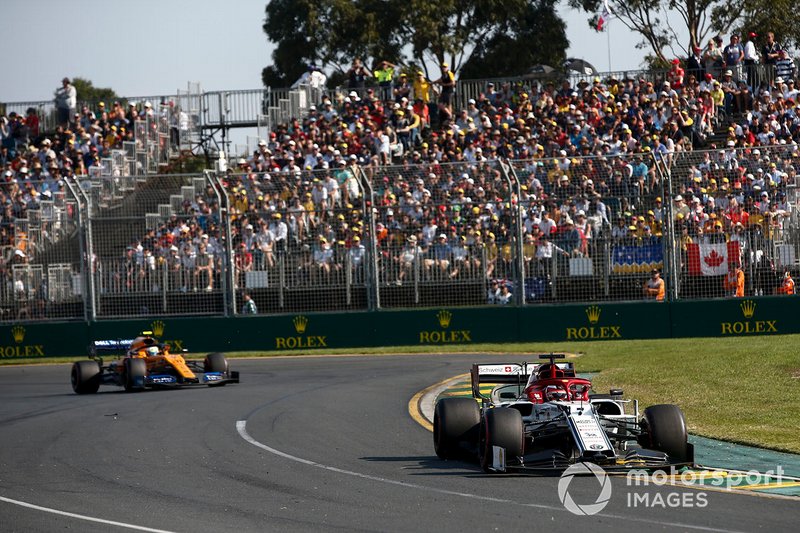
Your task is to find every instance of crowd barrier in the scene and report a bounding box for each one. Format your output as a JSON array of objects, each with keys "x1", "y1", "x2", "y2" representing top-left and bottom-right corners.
[
  {"x1": 1, "y1": 294, "x2": 795, "y2": 358},
  {"x1": 3, "y1": 143, "x2": 799, "y2": 324}
]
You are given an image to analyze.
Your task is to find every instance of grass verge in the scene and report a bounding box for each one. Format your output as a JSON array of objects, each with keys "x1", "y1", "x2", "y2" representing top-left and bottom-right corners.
[{"x1": 3, "y1": 335, "x2": 798, "y2": 453}]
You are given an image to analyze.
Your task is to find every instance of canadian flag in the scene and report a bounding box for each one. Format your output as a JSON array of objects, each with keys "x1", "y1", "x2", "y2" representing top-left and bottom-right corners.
[
  {"x1": 597, "y1": 0, "x2": 612, "y2": 31},
  {"x1": 687, "y1": 242, "x2": 741, "y2": 276}
]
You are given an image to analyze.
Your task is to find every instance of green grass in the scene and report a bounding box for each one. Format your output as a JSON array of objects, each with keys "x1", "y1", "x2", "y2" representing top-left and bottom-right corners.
[{"x1": 4, "y1": 336, "x2": 799, "y2": 453}]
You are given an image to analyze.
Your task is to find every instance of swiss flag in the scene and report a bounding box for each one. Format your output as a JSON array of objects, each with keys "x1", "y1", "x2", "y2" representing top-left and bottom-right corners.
[{"x1": 687, "y1": 242, "x2": 740, "y2": 276}]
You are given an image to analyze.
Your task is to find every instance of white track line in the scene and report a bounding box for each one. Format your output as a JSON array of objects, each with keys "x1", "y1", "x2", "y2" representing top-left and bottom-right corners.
[
  {"x1": 0, "y1": 496, "x2": 175, "y2": 532},
  {"x1": 236, "y1": 420, "x2": 743, "y2": 532}
]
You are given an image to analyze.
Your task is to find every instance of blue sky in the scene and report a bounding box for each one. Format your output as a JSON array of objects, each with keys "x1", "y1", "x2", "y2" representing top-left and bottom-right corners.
[{"x1": 0, "y1": 1, "x2": 676, "y2": 104}]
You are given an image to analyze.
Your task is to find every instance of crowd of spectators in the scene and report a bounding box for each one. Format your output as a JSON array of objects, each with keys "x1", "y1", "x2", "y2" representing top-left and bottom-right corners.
[{"x1": 3, "y1": 36, "x2": 800, "y2": 311}]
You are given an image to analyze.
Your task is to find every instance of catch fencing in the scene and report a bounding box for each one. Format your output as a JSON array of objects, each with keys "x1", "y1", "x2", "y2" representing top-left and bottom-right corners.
[{"x1": 2, "y1": 145, "x2": 798, "y2": 323}]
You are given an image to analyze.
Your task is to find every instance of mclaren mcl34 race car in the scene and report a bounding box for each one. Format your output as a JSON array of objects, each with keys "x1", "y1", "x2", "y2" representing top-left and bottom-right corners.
[
  {"x1": 433, "y1": 354, "x2": 694, "y2": 473},
  {"x1": 70, "y1": 331, "x2": 239, "y2": 394}
]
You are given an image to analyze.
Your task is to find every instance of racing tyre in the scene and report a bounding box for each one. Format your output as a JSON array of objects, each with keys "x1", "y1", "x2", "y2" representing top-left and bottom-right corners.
[
  {"x1": 123, "y1": 358, "x2": 147, "y2": 392},
  {"x1": 204, "y1": 352, "x2": 228, "y2": 386},
  {"x1": 433, "y1": 398, "x2": 480, "y2": 460},
  {"x1": 479, "y1": 408, "x2": 524, "y2": 473},
  {"x1": 204, "y1": 352, "x2": 228, "y2": 374},
  {"x1": 642, "y1": 404, "x2": 689, "y2": 462},
  {"x1": 71, "y1": 361, "x2": 101, "y2": 394}
]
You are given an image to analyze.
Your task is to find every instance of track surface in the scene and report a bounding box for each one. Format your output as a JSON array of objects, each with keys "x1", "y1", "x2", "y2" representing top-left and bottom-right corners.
[{"x1": 1, "y1": 354, "x2": 797, "y2": 532}]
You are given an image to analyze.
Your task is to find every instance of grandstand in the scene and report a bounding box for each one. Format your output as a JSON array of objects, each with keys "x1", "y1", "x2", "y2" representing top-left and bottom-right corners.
[{"x1": 1, "y1": 58, "x2": 798, "y2": 321}]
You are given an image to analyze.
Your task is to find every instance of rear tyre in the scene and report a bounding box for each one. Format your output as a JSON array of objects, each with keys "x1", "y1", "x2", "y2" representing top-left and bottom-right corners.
[
  {"x1": 433, "y1": 398, "x2": 480, "y2": 460},
  {"x1": 480, "y1": 408, "x2": 524, "y2": 473},
  {"x1": 123, "y1": 358, "x2": 147, "y2": 392},
  {"x1": 71, "y1": 361, "x2": 101, "y2": 394},
  {"x1": 643, "y1": 404, "x2": 689, "y2": 462}
]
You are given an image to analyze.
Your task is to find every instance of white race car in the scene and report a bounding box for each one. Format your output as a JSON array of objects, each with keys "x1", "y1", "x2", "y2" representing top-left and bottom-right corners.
[{"x1": 433, "y1": 354, "x2": 693, "y2": 473}]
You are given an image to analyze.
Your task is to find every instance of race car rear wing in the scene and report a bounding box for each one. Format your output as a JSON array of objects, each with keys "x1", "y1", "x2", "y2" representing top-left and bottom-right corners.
[
  {"x1": 471, "y1": 359, "x2": 575, "y2": 399},
  {"x1": 89, "y1": 339, "x2": 136, "y2": 356}
]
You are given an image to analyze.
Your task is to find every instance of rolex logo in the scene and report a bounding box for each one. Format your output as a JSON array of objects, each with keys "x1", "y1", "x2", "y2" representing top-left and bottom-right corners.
[
  {"x1": 585, "y1": 305, "x2": 601, "y2": 325},
  {"x1": 740, "y1": 300, "x2": 756, "y2": 319},
  {"x1": 293, "y1": 315, "x2": 308, "y2": 334},
  {"x1": 11, "y1": 325, "x2": 25, "y2": 344},
  {"x1": 150, "y1": 320, "x2": 165, "y2": 338},
  {"x1": 437, "y1": 310, "x2": 452, "y2": 329}
]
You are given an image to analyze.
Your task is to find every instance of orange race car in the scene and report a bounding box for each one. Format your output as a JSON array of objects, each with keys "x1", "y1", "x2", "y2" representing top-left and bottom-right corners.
[{"x1": 70, "y1": 331, "x2": 239, "y2": 394}]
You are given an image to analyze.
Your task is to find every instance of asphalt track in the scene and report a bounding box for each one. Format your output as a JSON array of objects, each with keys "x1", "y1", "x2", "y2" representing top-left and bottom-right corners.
[{"x1": 1, "y1": 354, "x2": 797, "y2": 532}]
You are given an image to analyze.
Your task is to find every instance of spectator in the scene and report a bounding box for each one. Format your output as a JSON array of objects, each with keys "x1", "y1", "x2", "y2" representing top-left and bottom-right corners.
[
  {"x1": 54, "y1": 77, "x2": 77, "y2": 128},
  {"x1": 723, "y1": 34, "x2": 744, "y2": 82},
  {"x1": 643, "y1": 269, "x2": 665, "y2": 301},
  {"x1": 777, "y1": 270, "x2": 795, "y2": 294},
  {"x1": 241, "y1": 292, "x2": 258, "y2": 314},
  {"x1": 775, "y1": 50, "x2": 796, "y2": 82},
  {"x1": 724, "y1": 262, "x2": 745, "y2": 297}
]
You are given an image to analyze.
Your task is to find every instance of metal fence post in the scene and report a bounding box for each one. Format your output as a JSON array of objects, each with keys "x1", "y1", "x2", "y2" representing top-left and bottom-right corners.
[
  {"x1": 356, "y1": 166, "x2": 380, "y2": 310},
  {"x1": 62, "y1": 178, "x2": 91, "y2": 322},
  {"x1": 502, "y1": 160, "x2": 526, "y2": 305}
]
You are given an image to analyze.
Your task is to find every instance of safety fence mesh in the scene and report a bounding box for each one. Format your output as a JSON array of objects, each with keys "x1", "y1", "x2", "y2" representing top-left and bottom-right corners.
[{"x1": 2, "y1": 145, "x2": 798, "y2": 322}]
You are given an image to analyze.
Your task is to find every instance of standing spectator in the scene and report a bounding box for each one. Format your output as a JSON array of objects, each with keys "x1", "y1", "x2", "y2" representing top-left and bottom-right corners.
[
  {"x1": 346, "y1": 58, "x2": 371, "y2": 98},
  {"x1": 743, "y1": 32, "x2": 759, "y2": 89},
  {"x1": 54, "y1": 77, "x2": 77, "y2": 128},
  {"x1": 724, "y1": 262, "x2": 745, "y2": 297},
  {"x1": 762, "y1": 32, "x2": 780, "y2": 66},
  {"x1": 434, "y1": 62, "x2": 456, "y2": 121},
  {"x1": 686, "y1": 45, "x2": 704, "y2": 79},
  {"x1": 704, "y1": 37, "x2": 724, "y2": 79},
  {"x1": 723, "y1": 34, "x2": 744, "y2": 82},
  {"x1": 667, "y1": 59, "x2": 685, "y2": 89},
  {"x1": 241, "y1": 292, "x2": 258, "y2": 314},
  {"x1": 643, "y1": 269, "x2": 665, "y2": 301},
  {"x1": 373, "y1": 60, "x2": 397, "y2": 102},
  {"x1": 413, "y1": 70, "x2": 432, "y2": 106},
  {"x1": 775, "y1": 50, "x2": 796, "y2": 83},
  {"x1": 25, "y1": 108, "x2": 40, "y2": 139}
]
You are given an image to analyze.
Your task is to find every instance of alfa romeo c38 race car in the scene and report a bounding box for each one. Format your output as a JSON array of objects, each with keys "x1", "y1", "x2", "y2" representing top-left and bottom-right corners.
[
  {"x1": 70, "y1": 331, "x2": 239, "y2": 394},
  {"x1": 433, "y1": 354, "x2": 693, "y2": 473}
]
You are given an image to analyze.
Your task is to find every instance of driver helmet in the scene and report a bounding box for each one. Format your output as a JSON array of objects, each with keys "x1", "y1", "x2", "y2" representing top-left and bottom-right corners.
[
  {"x1": 146, "y1": 346, "x2": 159, "y2": 356},
  {"x1": 544, "y1": 385, "x2": 567, "y2": 402}
]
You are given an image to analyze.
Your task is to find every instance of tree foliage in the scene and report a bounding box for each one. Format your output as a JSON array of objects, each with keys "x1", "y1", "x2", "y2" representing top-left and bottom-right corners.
[
  {"x1": 70, "y1": 78, "x2": 119, "y2": 105},
  {"x1": 570, "y1": 0, "x2": 800, "y2": 67},
  {"x1": 713, "y1": 0, "x2": 800, "y2": 51},
  {"x1": 454, "y1": 0, "x2": 568, "y2": 79},
  {"x1": 262, "y1": 0, "x2": 569, "y2": 87}
]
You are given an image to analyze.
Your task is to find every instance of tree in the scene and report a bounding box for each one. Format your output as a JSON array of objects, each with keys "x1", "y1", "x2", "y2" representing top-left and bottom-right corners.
[
  {"x1": 460, "y1": 0, "x2": 568, "y2": 79},
  {"x1": 712, "y1": 0, "x2": 800, "y2": 51},
  {"x1": 261, "y1": 0, "x2": 569, "y2": 86},
  {"x1": 70, "y1": 78, "x2": 119, "y2": 106},
  {"x1": 569, "y1": 0, "x2": 800, "y2": 68}
]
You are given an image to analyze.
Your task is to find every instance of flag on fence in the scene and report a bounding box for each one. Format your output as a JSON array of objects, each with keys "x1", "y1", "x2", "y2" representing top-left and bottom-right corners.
[
  {"x1": 687, "y1": 242, "x2": 741, "y2": 276},
  {"x1": 611, "y1": 243, "x2": 663, "y2": 274},
  {"x1": 597, "y1": 0, "x2": 612, "y2": 31}
]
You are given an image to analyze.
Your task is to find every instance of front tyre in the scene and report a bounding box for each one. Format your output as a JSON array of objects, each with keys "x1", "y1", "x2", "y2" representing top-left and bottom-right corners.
[
  {"x1": 204, "y1": 352, "x2": 229, "y2": 386},
  {"x1": 433, "y1": 397, "x2": 480, "y2": 460},
  {"x1": 479, "y1": 407, "x2": 524, "y2": 473},
  {"x1": 642, "y1": 404, "x2": 690, "y2": 462},
  {"x1": 123, "y1": 358, "x2": 147, "y2": 392},
  {"x1": 71, "y1": 361, "x2": 101, "y2": 394}
]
